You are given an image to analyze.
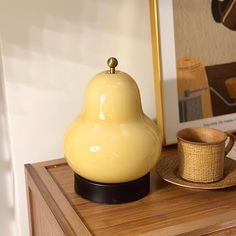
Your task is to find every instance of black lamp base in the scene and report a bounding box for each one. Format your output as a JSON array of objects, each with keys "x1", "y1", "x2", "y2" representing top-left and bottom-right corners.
[{"x1": 74, "y1": 173, "x2": 150, "y2": 204}]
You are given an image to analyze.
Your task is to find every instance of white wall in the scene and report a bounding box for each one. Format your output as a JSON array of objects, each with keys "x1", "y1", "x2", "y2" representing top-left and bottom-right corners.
[
  {"x1": 0, "y1": 0, "x2": 155, "y2": 235},
  {"x1": 0, "y1": 45, "x2": 15, "y2": 236}
]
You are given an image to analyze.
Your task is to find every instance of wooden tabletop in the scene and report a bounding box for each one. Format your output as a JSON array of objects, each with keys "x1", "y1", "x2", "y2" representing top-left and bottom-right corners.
[{"x1": 25, "y1": 146, "x2": 236, "y2": 235}]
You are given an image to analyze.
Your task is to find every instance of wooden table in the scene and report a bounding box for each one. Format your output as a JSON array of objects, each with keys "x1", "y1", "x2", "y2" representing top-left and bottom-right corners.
[{"x1": 25, "y1": 146, "x2": 236, "y2": 235}]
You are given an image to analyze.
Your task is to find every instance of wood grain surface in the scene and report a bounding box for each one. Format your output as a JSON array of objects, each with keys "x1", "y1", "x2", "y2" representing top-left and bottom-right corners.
[{"x1": 26, "y1": 146, "x2": 236, "y2": 235}]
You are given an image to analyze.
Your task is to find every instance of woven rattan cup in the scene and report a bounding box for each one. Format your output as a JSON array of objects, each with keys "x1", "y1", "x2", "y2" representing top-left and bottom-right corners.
[{"x1": 177, "y1": 127, "x2": 234, "y2": 183}]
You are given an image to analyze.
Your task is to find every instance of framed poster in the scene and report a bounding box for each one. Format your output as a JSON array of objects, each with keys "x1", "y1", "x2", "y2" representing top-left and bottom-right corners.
[{"x1": 150, "y1": 0, "x2": 236, "y2": 145}]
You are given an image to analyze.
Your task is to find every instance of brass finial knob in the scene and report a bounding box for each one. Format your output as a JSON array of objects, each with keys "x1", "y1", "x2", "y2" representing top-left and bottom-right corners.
[{"x1": 107, "y1": 57, "x2": 118, "y2": 74}]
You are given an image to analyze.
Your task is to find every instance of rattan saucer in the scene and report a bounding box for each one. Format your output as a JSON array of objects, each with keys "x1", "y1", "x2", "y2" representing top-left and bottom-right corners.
[{"x1": 157, "y1": 156, "x2": 236, "y2": 189}]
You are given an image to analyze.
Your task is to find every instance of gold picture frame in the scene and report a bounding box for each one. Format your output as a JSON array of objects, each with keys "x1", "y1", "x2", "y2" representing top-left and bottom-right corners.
[
  {"x1": 149, "y1": 0, "x2": 167, "y2": 145},
  {"x1": 150, "y1": 0, "x2": 236, "y2": 146}
]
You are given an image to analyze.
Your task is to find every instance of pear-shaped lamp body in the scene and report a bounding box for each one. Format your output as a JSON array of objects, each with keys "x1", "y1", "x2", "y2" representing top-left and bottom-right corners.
[{"x1": 64, "y1": 70, "x2": 162, "y2": 183}]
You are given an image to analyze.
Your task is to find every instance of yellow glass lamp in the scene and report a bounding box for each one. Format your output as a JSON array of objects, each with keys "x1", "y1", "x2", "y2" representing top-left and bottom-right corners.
[{"x1": 64, "y1": 58, "x2": 162, "y2": 203}]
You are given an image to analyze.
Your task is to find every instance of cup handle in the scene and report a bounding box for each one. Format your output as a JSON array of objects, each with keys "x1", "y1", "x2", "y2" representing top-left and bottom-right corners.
[{"x1": 225, "y1": 132, "x2": 234, "y2": 155}]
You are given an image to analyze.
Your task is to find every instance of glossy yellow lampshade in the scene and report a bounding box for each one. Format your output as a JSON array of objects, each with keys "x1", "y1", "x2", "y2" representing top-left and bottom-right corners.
[{"x1": 64, "y1": 58, "x2": 162, "y2": 183}]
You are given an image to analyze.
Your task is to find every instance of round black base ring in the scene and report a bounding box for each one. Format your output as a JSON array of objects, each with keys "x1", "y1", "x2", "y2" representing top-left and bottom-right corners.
[{"x1": 74, "y1": 173, "x2": 150, "y2": 204}]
